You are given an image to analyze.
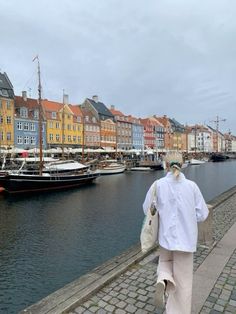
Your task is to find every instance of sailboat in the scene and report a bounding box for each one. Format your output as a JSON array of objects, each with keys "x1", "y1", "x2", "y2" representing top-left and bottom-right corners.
[{"x1": 0, "y1": 57, "x2": 100, "y2": 194}]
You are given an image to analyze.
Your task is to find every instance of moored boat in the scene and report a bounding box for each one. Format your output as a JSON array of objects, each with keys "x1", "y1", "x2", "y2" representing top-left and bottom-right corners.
[
  {"x1": 98, "y1": 160, "x2": 126, "y2": 175},
  {"x1": 210, "y1": 153, "x2": 229, "y2": 162},
  {"x1": 0, "y1": 169, "x2": 99, "y2": 194},
  {"x1": 188, "y1": 158, "x2": 206, "y2": 165}
]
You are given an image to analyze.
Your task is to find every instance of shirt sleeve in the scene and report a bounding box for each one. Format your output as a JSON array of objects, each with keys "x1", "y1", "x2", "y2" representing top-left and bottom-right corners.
[
  {"x1": 142, "y1": 181, "x2": 157, "y2": 215},
  {"x1": 194, "y1": 183, "x2": 209, "y2": 222}
]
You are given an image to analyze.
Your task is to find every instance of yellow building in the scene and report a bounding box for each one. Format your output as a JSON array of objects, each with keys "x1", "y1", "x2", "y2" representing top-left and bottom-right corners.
[
  {"x1": 42, "y1": 99, "x2": 83, "y2": 148},
  {"x1": 0, "y1": 72, "x2": 15, "y2": 148}
]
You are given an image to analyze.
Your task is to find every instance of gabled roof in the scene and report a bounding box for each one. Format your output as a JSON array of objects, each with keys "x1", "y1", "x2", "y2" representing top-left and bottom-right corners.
[
  {"x1": 42, "y1": 99, "x2": 63, "y2": 112},
  {"x1": 87, "y1": 98, "x2": 114, "y2": 119},
  {"x1": 149, "y1": 116, "x2": 164, "y2": 127},
  {"x1": 0, "y1": 72, "x2": 14, "y2": 99},
  {"x1": 68, "y1": 104, "x2": 83, "y2": 116}
]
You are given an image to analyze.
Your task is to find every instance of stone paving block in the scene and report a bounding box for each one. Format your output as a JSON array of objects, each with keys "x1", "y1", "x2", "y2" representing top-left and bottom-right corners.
[
  {"x1": 114, "y1": 309, "x2": 126, "y2": 314},
  {"x1": 104, "y1": 304, "x2": 115, "y2": 312},
  {"x1": 124, "y1": 304, "x2": 137, "y2": 313}
]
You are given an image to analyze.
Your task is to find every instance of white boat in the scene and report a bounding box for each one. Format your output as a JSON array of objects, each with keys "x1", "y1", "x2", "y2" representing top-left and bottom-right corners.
[
  {"x1": 130, "y1": 167, "x2": 153, "y2": 171},
  {"x1": 98, "y1": 160, "x2": 126, "y2": 175},
  {"x1": 189, "y1": 158, "x2": 206, "y2": 165}
]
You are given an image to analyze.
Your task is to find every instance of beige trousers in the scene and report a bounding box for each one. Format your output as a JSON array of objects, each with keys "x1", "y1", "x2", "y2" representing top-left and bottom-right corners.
[{"x1": 157, "y1": 247, "x2": 193, "y2": 314}]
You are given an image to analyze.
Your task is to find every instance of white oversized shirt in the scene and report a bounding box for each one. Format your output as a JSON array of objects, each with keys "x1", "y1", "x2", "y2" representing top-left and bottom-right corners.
[{"x1": 143, "y1": 172, "x2": 209, "y2": 252}]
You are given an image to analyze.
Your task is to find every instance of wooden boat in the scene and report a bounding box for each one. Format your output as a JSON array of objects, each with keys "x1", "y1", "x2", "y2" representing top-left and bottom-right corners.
[
  {"x1": 0, "y1": 160, "x2": 100, "y2": 194},
  {"x1": 98, "y1": 160, "x2": 126, "y2": 175}
]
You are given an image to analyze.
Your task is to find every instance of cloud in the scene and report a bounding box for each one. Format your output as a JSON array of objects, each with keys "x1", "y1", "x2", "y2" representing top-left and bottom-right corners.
[{"x1": 1, "y1": 0, "x2": 236, "y2": 134}]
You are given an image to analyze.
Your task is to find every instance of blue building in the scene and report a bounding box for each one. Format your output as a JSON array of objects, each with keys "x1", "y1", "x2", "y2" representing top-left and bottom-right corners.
[
  {"x1": 129, "y1": 116, "x2": 144, "y2": 151},
  {"x1": 14, "y1": 92, "x2": 46, "y2": 150}
]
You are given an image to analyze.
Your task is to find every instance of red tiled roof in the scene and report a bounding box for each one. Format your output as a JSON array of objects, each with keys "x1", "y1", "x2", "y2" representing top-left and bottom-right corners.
[
  {"x1": 15, "y1": 96, "x2": 39, "y2": 109},
  {"x1": 42, "y1": 99, "x2": 63, "y2": 112},
  {"x1": 110, "y1": 108, "x2": 124, "y2": 116}
]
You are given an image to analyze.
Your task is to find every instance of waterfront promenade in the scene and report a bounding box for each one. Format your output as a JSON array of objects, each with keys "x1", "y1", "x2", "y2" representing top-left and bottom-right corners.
[{"x1": 21, "y1": 186, "x2": 236, "y2": 314}]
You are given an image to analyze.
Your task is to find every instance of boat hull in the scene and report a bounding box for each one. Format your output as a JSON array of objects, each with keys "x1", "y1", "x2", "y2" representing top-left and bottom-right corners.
[
  {"x1": 98, "y1": 166, "x2": 126, "y2": 175},
  {"x1": 0, "y1": 172, "x2": 99, "y2": 194}
]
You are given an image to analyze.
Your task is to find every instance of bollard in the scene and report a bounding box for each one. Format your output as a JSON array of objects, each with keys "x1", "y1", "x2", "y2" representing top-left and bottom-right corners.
[{"x1": 198, "y1": 204, "x2": 213, "y2": 247}]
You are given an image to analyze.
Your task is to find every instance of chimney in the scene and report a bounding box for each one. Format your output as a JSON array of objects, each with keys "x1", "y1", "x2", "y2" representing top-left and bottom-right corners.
[
  {"x1": 110, "y1": 105, "x2": 115, "y2": 110},
  {"x1": 63, "y1": 94, "x2": 69, "y2": 105},
  {"x1": 92, "y1": 95, "x2": 98, "y2": 103},
  {"x1": 22, "y1": 91, "x2": 27, "y2": 101}
]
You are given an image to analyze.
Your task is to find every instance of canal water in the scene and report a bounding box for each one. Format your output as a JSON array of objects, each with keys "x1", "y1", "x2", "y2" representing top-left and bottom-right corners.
[{"x1": 1, "y1": 160, "x2": 236, "y2": 314}]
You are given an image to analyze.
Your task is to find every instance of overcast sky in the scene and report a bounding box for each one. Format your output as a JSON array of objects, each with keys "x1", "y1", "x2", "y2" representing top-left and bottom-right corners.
[{"x1": 1, "y1": 0, "x2": 236, "y2": 134}]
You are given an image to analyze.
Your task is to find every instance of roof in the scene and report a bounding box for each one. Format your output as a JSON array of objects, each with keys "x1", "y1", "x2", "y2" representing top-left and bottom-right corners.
[
  {"x1": 42, "y1": 99, "x2": 63, "y2": 112},
  {"x1": 0, "y1": 72, "x2": 14, "y2": 99},
  {"x1": 68, "y1": 104, "x2": 83, "y2": 116},
  {"x1": 110, "y1": 108, "x2": 124, "y2": 116},
  {"x1": 87, "y1": 98, "x2": 114, "y2": 119},
  {"x1": 15, "y1": 95, "x2": 39, "y2": 108}
]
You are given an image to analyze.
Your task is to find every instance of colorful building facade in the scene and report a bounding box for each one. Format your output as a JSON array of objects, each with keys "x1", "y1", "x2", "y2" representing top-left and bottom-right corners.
[
  {"x1": 14, "y1": 92, "x2": 47, "y2": 149},
  {"x1": 0, "y1": 72, "x2": 15, "y2": 148}
]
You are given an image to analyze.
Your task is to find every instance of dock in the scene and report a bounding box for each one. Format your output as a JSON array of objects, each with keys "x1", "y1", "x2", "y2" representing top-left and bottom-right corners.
[{"x1": 20, "y1": 186, "x2": 236, "y2": 314}]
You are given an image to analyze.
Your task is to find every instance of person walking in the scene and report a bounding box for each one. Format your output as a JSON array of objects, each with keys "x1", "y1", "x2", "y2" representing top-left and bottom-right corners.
[{"x1": 143, "y1": 152, "x2": 209, "y2": 314}]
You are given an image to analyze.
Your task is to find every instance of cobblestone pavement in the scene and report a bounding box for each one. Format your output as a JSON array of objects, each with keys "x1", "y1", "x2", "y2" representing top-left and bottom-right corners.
[
  {"x1": 199, "y1": 249, "x2": 236, "y2": 314},
  {"x1": 69, "y1": 194, "x2": 236, "y2": 314}
]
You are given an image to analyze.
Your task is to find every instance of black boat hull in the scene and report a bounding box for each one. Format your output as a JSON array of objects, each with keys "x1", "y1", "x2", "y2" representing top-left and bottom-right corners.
[{"x1": 0, "y1": 172, "x2": 99, "y2": 194}]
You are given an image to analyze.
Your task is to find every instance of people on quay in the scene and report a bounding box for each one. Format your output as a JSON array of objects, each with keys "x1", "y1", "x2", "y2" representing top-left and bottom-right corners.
[{"x1": 143, "y1": 151, "x2": 209, "y2": 314}]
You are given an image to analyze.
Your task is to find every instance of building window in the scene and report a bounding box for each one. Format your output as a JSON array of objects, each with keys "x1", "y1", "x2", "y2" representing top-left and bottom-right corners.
[
  {"x1": 77, "y1": 116, "x2": 81, "y2": 123},
  {"x1": 30, "y1": 136, "x2": 36, "y2": 145},
  {"x1": 0, "y1": 115, "x2": 3, "y2": 124},
  {"x1": 24, "y1": 136, "x2": 29, "y2": 144},
  {"x1": 73, "y1": 136, "x2": 76, "y2": 142},
  {"x1": 30, "y1": 123, "x2": 35, "y2": 131},
  {"x1": 24, "y1": 122, "x2": 29, "y2": 130},
  {"x1": 85, "y1": 116, "x2": 89, "y2": 122},
  {"x1": 17, "y1": 136, "x2": 23, "y2": 144},
  {"x1": 17, "y1": 122, "x2": 22, "y2": 130},
  {"x1": 0, "y1": 132, "x2": 3, "y2": 141},
  {"x1": 56, "y1": 134, "x2": 60, "y2": 142},
  {"x1": 20, "y1": 107, "x2": 28, "y2": 118},
  {"x1": 68, "y1": 135, "x2": 71, "y2": 142},
  {"x1": 78, "y1": 136, "x2": 81, "y2": 143},
  {"x1": 6, "y1": 116, "x2": 12, "y2": 124},
  {"x1": 6, "y1": 132, "x2": 11, "y2": 141},
  {"x1": 6, "y1": 100, "x2": 11, "y2": 110},
  {"x1": 56, "y1": 122, "x2": 60, "y2": 129},
  {"x1": 34, "y1": 109, "x2": 39, "y2": 119},
  {"x1": 49, "y1": 121, "x2": 53, "y2": 129},
  {"x1": 49, "y1": 134, "x2": 53, "y2": 141},
  {"x1": 67, "y1": 124, "x2": 71, "y2": 130},
  {"x1": 51, "y1": 112, "x2": 56, "y2": 119}
]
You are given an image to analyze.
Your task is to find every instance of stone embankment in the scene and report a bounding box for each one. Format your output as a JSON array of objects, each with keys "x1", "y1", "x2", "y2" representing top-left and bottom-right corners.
[{"x1": 21, "y1": 186, "x2": 236, "y2": 314}]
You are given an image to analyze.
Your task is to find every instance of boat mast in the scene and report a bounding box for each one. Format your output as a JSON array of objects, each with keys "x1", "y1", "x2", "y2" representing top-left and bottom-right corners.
[
  {"x1": 34, "y1": 56, "x2": 43, "y2": 175},
  {"x1": 62, "y1": 90, "x2": 65, "y2": 160}
]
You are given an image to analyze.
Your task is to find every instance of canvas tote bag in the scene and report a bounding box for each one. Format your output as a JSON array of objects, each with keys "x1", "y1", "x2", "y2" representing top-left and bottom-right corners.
[{"x1": 140, "y1": 183, "x2": 159, "y2": 253}]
